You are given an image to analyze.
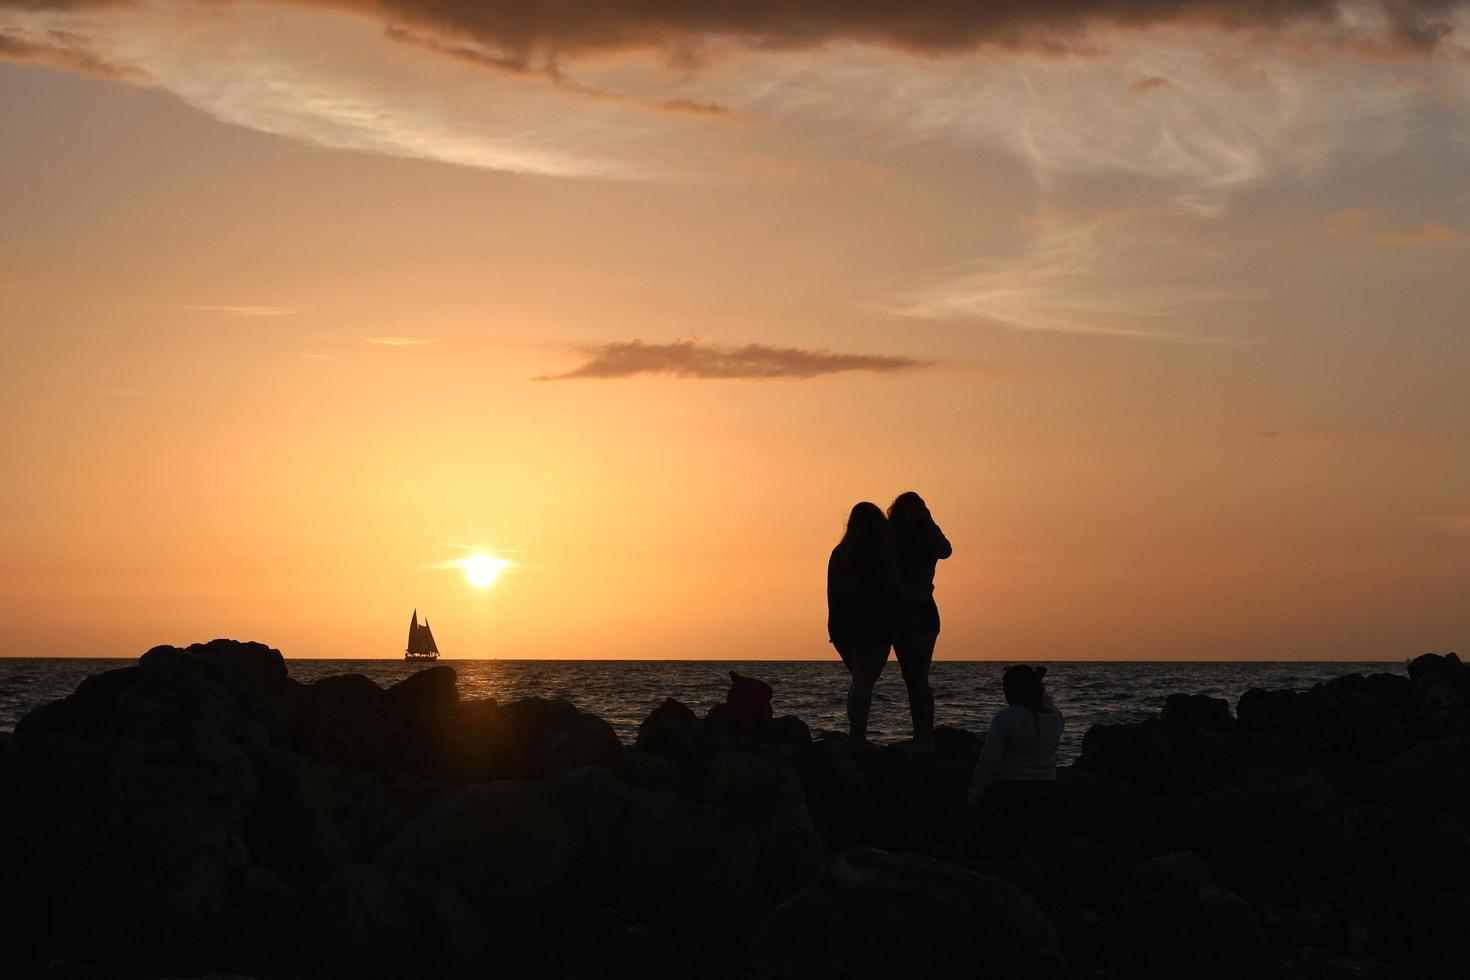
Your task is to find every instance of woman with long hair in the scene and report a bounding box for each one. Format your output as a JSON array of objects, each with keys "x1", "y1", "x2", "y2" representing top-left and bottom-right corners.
[
  {"x1": 961, "y1": 664, "x2": 1064, "y2": 858},
  {"x1": 827, "y1": 501, "x2": 895, "y2": 743},
  {"x1": 887, "y1": 491, "x2": 951, "y2": 747}
]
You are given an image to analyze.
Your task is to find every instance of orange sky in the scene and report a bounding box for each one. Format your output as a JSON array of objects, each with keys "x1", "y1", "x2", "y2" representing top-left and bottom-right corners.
[{"x1": 1, "y1": 1, "x2": 1467, "y2": 659}]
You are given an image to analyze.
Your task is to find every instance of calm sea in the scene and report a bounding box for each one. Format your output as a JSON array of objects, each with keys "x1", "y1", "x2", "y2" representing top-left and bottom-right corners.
[{"x1": 0, "y1": 658, "x2": 1405, "y2": 764}]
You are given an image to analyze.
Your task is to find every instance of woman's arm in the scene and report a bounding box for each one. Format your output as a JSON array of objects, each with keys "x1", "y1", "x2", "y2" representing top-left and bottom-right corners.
[{"x1": 931, "y1": 522, "x2": 952, "y2": 560}]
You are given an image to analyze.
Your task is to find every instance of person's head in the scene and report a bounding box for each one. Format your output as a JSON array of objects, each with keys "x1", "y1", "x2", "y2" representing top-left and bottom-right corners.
[
  {"x1": 1002, "y1": 664, "x2": 1044, "y2": 706},
  {"x1": 887, "y1": 491, "x2": 927, "y2": 525},
  {"x1": 840, "y1": 501, "x2": 886, "y2": 550}
]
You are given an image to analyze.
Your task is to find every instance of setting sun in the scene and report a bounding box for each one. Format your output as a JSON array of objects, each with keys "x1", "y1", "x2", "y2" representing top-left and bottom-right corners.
[{"x1": 463, "y1": 553, "x2": 510, "y2": 588}]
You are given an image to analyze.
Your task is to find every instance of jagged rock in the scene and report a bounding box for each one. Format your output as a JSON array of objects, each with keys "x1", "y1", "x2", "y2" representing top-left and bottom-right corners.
[
  {"x1": 1161, "y1": 693, "x2": 1235, "y2": 732},
  {"x1": 1190, "y1": 775, "x2": 1341, "y2": 853},
  {"x1": 1052, "y1": 835, "x2": 1136, "y2": 915},
  {"x1": 1074, "y1": 718, "x2": 1200, "y2": 797},
  {"x1": 559, "y1": 907, "x2": 690, "y2": 980},
  {"x1": 636, "y1": 697, "x2": 703, "y2": 769},
  {"x1": 0, "y1": 853, "x2": 46, "y2": 977},
  {"x1": 1277, "y1": 951, "x2": 1425, "y2": 979},
  {"x1": 1112, "y1": 851, "x2": 1266, "y2": 979},
  {"x1": 1351, "y1": 889, "x2": 1470, "y2": 980},
  {"x1": 445, "y1": 696, "x2": 622, "y2": 782},
  {"x1": 385, "y1": 664, "x2": 459, "y2": 722},
  {"x1": 799, "y1": 734, "x2": 868, "y2": 853},
  {"x1": 305, "y1": 862, "x2": 484, "y2": 978},
  {"x1": 1056, "y1": 768, "x2": 1182, "y2": 846},
  {"x1": 933, "y1": 723, "x2": 985, "y2": 768},
  {"x1": 861, "y1": 745, "x2": 971, "y2": 857},
  {"x1": 751, "y1": 847, "x2": 1067, "y2": 979},
  {"x1": 700, "y1": 751, "x2": 823, "y2": 898}
]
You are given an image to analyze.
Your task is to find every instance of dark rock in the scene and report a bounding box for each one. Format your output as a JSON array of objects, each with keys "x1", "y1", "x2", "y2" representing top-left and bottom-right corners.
[
  {"x1": 933, "y1": 724, "x2": 984, "y2": 768},
  {"x1": 1162, "y1": 693, "x2": 1235, "y2": 732},
  {"x1": 1190, "y1": 775, "x2": 1341, "y2": 853},
  {"x1": 375, "y1": 779, "x2": 578, "y2": 941},
  {"x1": 860, "y1": 744, "x2": 972, "y2": 857},
  {"x1": 384, "y1": 664, "x2": 459, "y2": 721},
  {"x1": 305, "y1": 862, "x2": 484, "y2": 978},
  {"x1": 635, "y1": 698, "x2": 703, "y2": 769},
  {"x1": 1407, "y1": 652, "x2": 1468, "y2": 686},
  {"x1": 617, "y1": 747, "x2": 684, "y2": 793},
  {"x1": 1352, "y1": 889, "x2": 1470, "y2": 980},
  {"x1": 1053, "y1": 835, "x2": 1137, "y2": 915},
  {"x1": 445, "y1": 696, "x2": 622, "y2": 782},
  {"x1": 0, "y1": 853, "x2": 47, "y2": 977},
  {"x1": 1113, "y1": 851, "x2": 1266, "y2": 979},
  {"x1": 701, "y1": 751, "x2": 823, "y2": 898},
  {"x1": 751, "y1": 847, "x2": 1067, "y2": 979},
  {"x1": 1056, "y1": 768, "x2": 1183, "y2": 846},
  {"x1": 1074, "y1": 718, "x2": 1200, "y2": 796},
  {"x1": 799, "y1": 734, "x2": 868, "y2": 853},
  {"x1": 1277, "y1": 951, "x2": 1425, "y2": 979}
]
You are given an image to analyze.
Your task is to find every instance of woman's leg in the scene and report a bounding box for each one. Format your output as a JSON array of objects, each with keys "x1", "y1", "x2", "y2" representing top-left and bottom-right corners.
[
  {"x1": 838, "y1": 641, "x2": 888, "y2": 741},
  {"x1": 894, "y1": 630, "x2": 938, "y2": 744}
]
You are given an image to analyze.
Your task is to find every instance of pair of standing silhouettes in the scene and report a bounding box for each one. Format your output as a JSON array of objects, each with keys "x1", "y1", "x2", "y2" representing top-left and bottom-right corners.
[{"x1": 826, "y1": 491, "x2": 952, "y2": 746}]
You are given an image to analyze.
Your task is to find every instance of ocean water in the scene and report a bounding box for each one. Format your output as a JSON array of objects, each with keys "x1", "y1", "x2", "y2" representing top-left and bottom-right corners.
[{"x1": 0, "y1": 658, "x2": 1404, "y2": 764}]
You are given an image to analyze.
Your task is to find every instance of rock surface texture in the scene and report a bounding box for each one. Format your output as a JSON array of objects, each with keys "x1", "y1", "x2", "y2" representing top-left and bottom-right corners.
[{"x1": 2, "y1": 640, "x2": 1467, "y2": 979}]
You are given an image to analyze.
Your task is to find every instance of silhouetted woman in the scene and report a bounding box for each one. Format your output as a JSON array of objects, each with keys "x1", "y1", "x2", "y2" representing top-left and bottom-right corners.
[
  {"x1": 961, "y1": 664, "x2": 1064, "y2": 858},
  {"x1": 887, "y1": 491, "x2": 951, "y2": 747},
  {"x1": 827, "y1": 502, "x2": 895, "y2": 743}
]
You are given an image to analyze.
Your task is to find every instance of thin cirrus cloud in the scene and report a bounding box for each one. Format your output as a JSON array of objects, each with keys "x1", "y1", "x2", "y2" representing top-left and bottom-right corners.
[
  {"x1": 185, "y1": 304, "x2": 296, "y2": 317},
  {"x1": 1329, "y1": 208, "x2": 1462, "y2": 246},
  {"x1": 535, "y1": 340, "x2": 931, "y2": 381},
  {"x1": 876, "y1": 212, "x2": 1237, "y2": 342},
  {"x1": 0, "y1": 26, "x2": 146, "y2": 79}
]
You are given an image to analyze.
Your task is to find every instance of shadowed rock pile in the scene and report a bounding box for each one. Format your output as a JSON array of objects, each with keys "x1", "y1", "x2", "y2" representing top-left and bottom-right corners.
[{"x1": 1, "y1": 640, "x2": 1467, "y2": 979}]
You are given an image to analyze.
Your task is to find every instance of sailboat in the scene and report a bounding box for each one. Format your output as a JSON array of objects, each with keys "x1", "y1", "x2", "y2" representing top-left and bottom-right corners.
[{"x1": 404, "y1": 609, "x2": 440, "y2": 661}]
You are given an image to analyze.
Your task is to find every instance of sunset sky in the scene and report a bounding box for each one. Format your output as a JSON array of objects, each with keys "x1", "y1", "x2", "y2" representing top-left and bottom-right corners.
[{"x1": 2, "y1": 1, "x2": 1467, "y2": 660}]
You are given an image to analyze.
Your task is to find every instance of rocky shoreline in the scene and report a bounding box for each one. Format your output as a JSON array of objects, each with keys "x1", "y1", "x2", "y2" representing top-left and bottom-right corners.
[{"x1": 3, "y1": 640, "x2": 1468, "y2": 979}]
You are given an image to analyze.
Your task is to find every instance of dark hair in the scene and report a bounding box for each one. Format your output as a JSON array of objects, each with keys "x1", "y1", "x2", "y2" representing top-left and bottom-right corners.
[
  {"x1": 1003, "y1": 664, "x2": 1045, "y2": 733},
  {"x1": 887, "y1": 491, "x2": 926, "y2": 523},
  {"x1": 839, "y1": 501, "x2": 886, "y2": 549}
]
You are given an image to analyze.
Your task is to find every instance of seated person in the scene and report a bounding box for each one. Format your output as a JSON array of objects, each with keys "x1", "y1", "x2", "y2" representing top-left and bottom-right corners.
[{"x1": 961, "y1": 664, "x2": 1064, "y2": 858}]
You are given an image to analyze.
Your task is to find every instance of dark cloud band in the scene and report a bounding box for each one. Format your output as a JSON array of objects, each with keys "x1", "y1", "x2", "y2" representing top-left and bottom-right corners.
[
  {"x1": 352, "y1": 0, "x2": 1469, "y2": 58},
  {"x1": 536, "y1": 339, "x2": 931, "y2": 380},
  {"x1": 5, "y1": 1, "x2": 1465, "y2": 57}
]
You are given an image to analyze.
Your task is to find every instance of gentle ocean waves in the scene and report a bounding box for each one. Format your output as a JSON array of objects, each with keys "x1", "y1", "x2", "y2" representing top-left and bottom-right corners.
[{"x1": 0, "y1": 658, "x2": 1404, "y2": 764}]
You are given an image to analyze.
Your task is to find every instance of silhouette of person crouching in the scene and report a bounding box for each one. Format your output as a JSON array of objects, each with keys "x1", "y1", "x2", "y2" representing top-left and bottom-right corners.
[
  {"x1": 887, "y1": 491, "x2": 951, "y2": 748},
  {"x1": 827, "y1": 502, "x2": 896, "y2": 743},
  {"x1": 960, "y1": 664, "x2": 1064, "y2": 859}
]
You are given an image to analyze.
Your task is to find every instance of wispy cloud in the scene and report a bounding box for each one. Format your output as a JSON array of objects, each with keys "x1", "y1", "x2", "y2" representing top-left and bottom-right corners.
[
  {"x1": 536, "y1": 339, "x2": 931, "y2": 380},
  {"x1": 1330, "y1": 208, "x2": 1461, "y2": 246},
  {"x1": 0, "y1": 26, "x2": 146, "y2": 80},
  {"x1": 186, "y1": 304, "x2": 296, "y2": 317},
  {"x1": 367, "y1": 336, "x2": 436, "y2": 346},
  {"x1": 878, "y1": 213, "x2": 1234, "y2": 342}
]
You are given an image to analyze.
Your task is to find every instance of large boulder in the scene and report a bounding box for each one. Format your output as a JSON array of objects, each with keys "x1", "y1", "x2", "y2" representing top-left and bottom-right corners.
[
  {"x1": 700, "y1": 751, "x2": 823, "y2": 898},
  {"x1": 304, "y1": 862, "x2": 484, "y2": 978},
  {"x1": 1161, "y1": 693, "x2": 1234, "y2": 732},
  {"x1": 751, "y1": 847, "x2": 1067, "y2": 979},
  {"x1": 635, "y1": 698, "x2": 704, "y2": 770},
  {"x1": 799, "y1": 734, "x2": 868, "y2": 853},
  {"x1": 1111, "y1": 851, "x2": 1266, "y2": 979},
  {"x1": 443, "y1": 697, "x2": 622, "y2": 782}
]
